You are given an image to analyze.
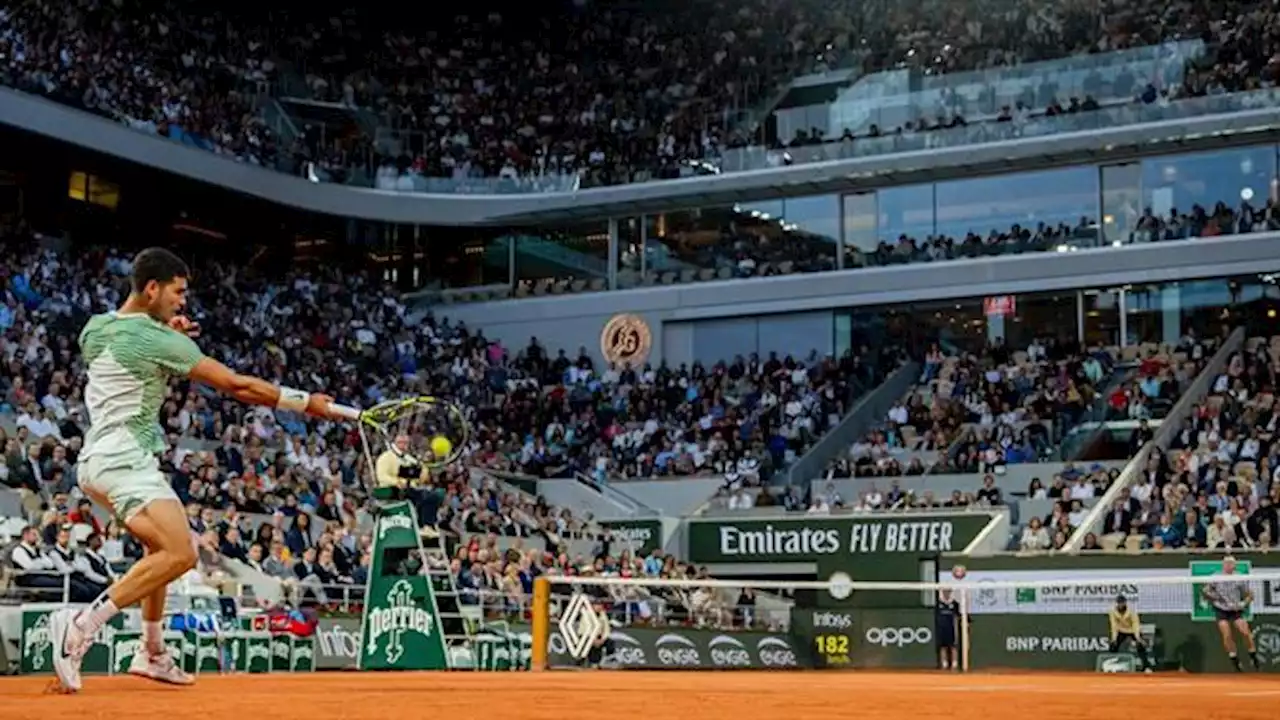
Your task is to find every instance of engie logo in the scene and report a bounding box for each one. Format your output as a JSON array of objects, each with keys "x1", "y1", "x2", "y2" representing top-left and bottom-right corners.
[
  {"x1": 655, "y1": 633, "x2": 700, "y2": 666},
  {"x1": 708, "y1": 635, "x2": 751, "y2": 667},
  {"x1": 609, "y1": 631, "x2": 648, "y2": 666},
  {"x1": 756, "y1": 637, "x2": 798, "y2": 667},
  {"x1": 865, "y1": 627, "x2": 932, "y2": 647}
]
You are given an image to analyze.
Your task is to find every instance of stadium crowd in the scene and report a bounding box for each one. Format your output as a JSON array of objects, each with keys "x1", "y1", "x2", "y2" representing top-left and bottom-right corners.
[
  {"x1": 822, "y1": 340, "x2": 1112, "y2": 481},
  {"x1": 3, "y1": 0, "x2": 1280, "y2": 188},
  {"x1": 0, "y1": 226, "x2": 885, "y2": 627},
  {"x1": 1121, "y1": 338, "x2": 1280, "y2": 552}
]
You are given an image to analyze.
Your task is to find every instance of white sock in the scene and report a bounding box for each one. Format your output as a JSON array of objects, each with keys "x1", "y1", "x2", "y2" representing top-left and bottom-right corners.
[
  {"x1": 143, "y1": 621, "x2": 165, "y2": 655},
  {"x1": 74, "y1": 594, "x2": 120, "y2": 639}
]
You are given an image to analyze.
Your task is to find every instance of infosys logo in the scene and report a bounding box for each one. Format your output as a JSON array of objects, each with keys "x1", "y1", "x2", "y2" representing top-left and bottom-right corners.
[
  {"x1": 708, "y1": 635, "x2": 751, "y2": 666},
  {"x1": 609, "y1": 631, "x2": 648, "y2": 666},
  {"x1": 813, "y1": 611, "x2": 853, "y2": 630},
  {"x1": 655, "y1": 633, "x2": 700, "y2": 666},
  {"x1": 756, "y1": 637, "x2": 798, "y2": 667},
  {"x1": 865, "y1": 627, "x2": 932, "y2": 647}
]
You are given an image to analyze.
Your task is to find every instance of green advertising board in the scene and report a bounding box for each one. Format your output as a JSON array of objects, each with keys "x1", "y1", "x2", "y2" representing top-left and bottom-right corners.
[
  {"x1": 789, "y1": 607, "x2": 938, "y2": 669},
  {"x1": 358, "y1": 501, "x2": 450, "y2": 671},
  {"x1": 20, "y1": 606, "x2": 121, "y2": 675},
  {"x1": 600, "y1": 519, "x2": 663, "y2": 557},
  {"x1": 473, "y1": 622, "x2": 532, "y2": 671},
  {"x1": 110, "y1": 630, "x2": 142, "y2": 674},
  {"x1": 687, "y1": 513, "x2": 993, "y2": 564},
  {"x1": 1190, "y1": 559, "x2": 1253, "y2": 621},
  {"x1": 228, "y1": 632, "x2": 273, "y2": 673},
  {"x1": 965, "y1": 613, "x2": 1279, "y2": 673},
  {"x1": 184, "y1": 631, "x2": 222, "y2": 673}
]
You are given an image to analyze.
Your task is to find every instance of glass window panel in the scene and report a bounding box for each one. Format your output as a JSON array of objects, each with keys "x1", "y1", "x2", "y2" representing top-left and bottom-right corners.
[
  {"x1": 617, "y1": 216, "x2": 643, "y2": 289},
  {"x1": 651, "y1": 198, "x2": 838, "y2": 286},
  {"x1": 1002, "y1": 292, "x2": 1079, "y2": 350},
  {"x1": 1140, "y1": 147, "x2": 1277, "y2": 223},
  {"x1": 877, "y1": 184, "x2": 935, "y2": 243},
  {"x1": 1082, "y1": 289, "x2": 1121, "y2": 348},
  {"x1": 778, "y1": 195, "x2": 840, "y2": 271},
  {"x1": 68, "y1": 171, "x2": 88, "y2": 201},
  {"x1": 1101, "y1": 163, "x2": 1141, "y2": 245},
  {"x1": 842, "y1": 192, "x2": 877, "y2": 267},
  {"x1": 933, "y1": 167, "x2": 1099, "y2": 244},
  {"x1": 510, "y1": 220, "x2": 609, "y2": 296}
]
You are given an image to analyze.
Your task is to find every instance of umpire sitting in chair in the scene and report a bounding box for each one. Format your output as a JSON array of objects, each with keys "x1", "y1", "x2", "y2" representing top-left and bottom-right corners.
[{"x1": 375, "y1": 434, "x2": 440, "y2": 535}]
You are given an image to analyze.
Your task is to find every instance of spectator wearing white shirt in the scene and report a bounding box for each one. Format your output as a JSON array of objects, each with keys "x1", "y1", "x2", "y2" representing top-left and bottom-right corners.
[
  {"x1": 1020, "y1": 517, "x2": 1051, "y2": 551},
  {"x1": 1069, "y1": 476, "x2": 1096, "y2": 500}
]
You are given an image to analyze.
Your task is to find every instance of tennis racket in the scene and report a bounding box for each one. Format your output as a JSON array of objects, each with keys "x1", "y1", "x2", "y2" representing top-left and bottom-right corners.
[{"x1": 330, "y1": 395, "x2": 470, "y2": 469}]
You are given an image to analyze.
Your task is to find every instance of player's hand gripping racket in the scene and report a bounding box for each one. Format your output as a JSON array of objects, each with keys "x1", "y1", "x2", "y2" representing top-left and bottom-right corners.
[{"x1": 329, "y1": 395, "x2": 469, "y2": 469}]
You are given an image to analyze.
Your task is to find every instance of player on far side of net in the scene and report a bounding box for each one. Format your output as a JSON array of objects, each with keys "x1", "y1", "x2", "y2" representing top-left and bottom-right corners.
[
  {"x1": 49, "y1": 247, "x2": 348, "y2": 694},
  {"x1": 1201, "y1": 555, "x2": 1260, "y2": 671},
  {"x1": 1107, "y1": 594, "x2": 1153, "y2": 672}
]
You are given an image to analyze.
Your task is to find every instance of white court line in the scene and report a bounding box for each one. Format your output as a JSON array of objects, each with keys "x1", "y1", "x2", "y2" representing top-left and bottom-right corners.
[{"x1": 864, "y1": 681, "x2": 1280, "y2": 697}]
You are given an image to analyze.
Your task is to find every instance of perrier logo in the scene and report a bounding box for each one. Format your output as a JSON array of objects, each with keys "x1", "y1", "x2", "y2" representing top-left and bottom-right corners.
[
  {"x1": 115, "y1": 637, "x2": 141, "y2": 665},
  {"x1": 379, "y1": 513, "x2": 414, "y2": 540},
  {"x1": 367, "y1": 579, "x2": 435, "y2": 663},
  {"x1": 24, "y1": 614, "x2": 52, "y2": 671}
]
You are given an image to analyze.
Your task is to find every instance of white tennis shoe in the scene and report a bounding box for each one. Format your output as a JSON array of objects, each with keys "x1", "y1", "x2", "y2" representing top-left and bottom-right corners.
[
  {"x1": 129, "y1": 648, "x2": 196, "y2": 685},
  {"x1": 49, "y1": 608, "x2": 89, "y2": 693}
]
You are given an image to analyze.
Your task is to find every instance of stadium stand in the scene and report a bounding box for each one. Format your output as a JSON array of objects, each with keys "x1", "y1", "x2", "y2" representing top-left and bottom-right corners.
[
  {"x1": 4, "y1": 0, "x2": 1280, "y2": 191},
  {"x1": 4, "y1": 1, "x2": 1280, "y2": 686}
]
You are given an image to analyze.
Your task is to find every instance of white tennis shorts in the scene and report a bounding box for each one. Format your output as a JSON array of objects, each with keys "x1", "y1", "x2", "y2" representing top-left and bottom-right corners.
[{"x1": 79, "y1": 454, "x2": 180, "y2": 523}]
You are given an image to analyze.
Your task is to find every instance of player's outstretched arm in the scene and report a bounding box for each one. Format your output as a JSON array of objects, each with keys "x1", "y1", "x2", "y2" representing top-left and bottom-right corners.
[{"x1": 188, "y1": 357, "x2": 338, "y2": 420}]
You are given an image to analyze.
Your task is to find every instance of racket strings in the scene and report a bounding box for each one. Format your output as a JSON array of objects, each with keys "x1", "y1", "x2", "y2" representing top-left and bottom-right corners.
[{"x1": 369, "y1": 397, "x2": 468, "y2": 467}]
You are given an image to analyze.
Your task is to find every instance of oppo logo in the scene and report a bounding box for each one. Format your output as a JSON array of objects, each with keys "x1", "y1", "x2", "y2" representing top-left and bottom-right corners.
[{"x1": 865, "y1": 627, "x2": 932, "y2": 647}]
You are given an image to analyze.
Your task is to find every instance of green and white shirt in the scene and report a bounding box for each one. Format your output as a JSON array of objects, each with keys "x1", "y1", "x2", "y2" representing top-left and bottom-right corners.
[{"x1": 79, "y1": 312, "x2": 206, "y2": 466}]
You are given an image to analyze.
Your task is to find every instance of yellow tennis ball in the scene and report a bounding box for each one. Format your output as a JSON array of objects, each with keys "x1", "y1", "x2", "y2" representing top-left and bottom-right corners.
[{"x1": 429, "y1": 435, "x2": 453, "y2": 459}]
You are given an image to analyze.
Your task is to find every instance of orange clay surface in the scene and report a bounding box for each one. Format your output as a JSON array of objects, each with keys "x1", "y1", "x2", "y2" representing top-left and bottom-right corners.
[{"x1": 3, "y1": 671, "x2": 1280, "y2": 720}]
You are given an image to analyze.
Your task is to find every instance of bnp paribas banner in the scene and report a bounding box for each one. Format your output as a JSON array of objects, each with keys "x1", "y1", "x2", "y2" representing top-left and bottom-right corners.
[
  {"x1": 687, "y1": 513, "x2": 994, "y2": 564},
  {"x1": 949, "y1": 563, "x2": 1280, "y2": 618}
]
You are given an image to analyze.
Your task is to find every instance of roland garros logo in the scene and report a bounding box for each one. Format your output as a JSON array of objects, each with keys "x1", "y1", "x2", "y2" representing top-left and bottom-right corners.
[{"x1": 600, "y1": 314, "x2": 652, "y2": 367}]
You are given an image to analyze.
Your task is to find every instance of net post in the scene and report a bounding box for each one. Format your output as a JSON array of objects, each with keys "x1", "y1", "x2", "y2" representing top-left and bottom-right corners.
[
  {"x1": 531, "y1": 576, "x2": 550, "y2": 672},
  {"x1": 959, "y1": 587, "x2": 971, "y2": 673}
]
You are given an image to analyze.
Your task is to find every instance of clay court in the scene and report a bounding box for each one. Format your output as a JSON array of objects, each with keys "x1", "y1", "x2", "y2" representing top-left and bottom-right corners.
[{"x1": 4, "y1": 671, "x2": 1279, "y2": 719}]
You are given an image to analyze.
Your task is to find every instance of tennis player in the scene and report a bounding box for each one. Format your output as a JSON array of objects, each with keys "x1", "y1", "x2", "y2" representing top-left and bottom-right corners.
[
  {"x1": 1201, "y1": 556, "x2": 1259, "y2": 671},
  {"x1": 50, "y1": 248, "x2": 345, "y2": 693}
]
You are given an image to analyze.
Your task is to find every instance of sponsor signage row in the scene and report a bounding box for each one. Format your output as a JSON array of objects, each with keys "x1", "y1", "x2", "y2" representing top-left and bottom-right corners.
[
  {"x1": 971, "y1": 613, "x2": 1280, "y2": 674},
  {"x1": 949, "y1": 562, "x2": 1280, "y2": 618},
  {"x1": 538, "y1": 625, "x2": 803, "y2": 669},
  {"x1": 688, "y1": 515, "x2": 993, "y2": 564},
  {"x1": 792, "y1": 608, "x2": 939, "y2": 669}
]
